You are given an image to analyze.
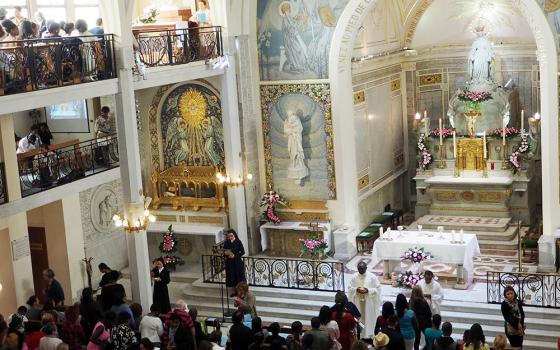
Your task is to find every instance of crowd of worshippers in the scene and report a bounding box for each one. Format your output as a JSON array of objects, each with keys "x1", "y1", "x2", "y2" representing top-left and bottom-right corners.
[{"x1": 0, "y1": 6, "x2": 104, "y2": 42}]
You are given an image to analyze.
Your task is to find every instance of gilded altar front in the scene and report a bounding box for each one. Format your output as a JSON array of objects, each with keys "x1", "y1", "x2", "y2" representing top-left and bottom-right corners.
[
  {"x1": 259, "y1": 221, "x2": 332, "y2": 257},
  {"x1": 455, "y1": 138, "x2": 487, "y2": 176}
]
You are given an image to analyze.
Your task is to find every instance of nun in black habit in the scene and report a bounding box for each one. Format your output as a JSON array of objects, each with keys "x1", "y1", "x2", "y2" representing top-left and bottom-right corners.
[
  {"x1": 223, "y1": 229, "x2": 246, "y2": 296},
  {"x1": 151, "y1": 258, "x2": 171, "y2": 313}
]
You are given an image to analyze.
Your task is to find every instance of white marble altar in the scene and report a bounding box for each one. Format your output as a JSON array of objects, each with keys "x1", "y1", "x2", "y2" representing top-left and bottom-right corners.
[{"x1": 372, "y1": 230, "x2": 480, "y2": 288}]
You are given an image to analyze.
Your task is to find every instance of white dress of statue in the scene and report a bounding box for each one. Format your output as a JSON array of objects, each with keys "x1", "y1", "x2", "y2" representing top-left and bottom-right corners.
[
  {"x1": 347, "y1": 264, "x2": 382, "y2": 339},
  {"x1": 284, "y1": 110, "x2": 308, "y2": 185},
  {"x1": 417, "y1": 278, "x2": 444, "y2": 316},
  {"x1": 467, "y1": 28, "x2": 495, "y2": 92}
]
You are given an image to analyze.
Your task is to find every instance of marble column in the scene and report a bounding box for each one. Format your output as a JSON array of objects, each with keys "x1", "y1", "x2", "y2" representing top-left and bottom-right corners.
[
  {"x1": 0, "y1": 114, "x2": 35, "y2": 306},
  {"x1": 100, "y1": 0, "x2": 152, "y2": 311},
  {"x1": 220, "y1": 50, "x2": 249, "y2": 248}
]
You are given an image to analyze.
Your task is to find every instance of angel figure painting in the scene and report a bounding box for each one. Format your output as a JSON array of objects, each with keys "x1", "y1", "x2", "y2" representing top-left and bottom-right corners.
[
  {"x1": 257, "y1": 0, "x2": 349, "y2": 80},
  {"x1": 160, "y1": 84, "x2": 224, "y2": 168},
  {"x1": 539, "y1": 0, "x2": 560, "y2": 47},
  {"x1": 262, "y1": 85, "x2": 335, "y2": 200}
]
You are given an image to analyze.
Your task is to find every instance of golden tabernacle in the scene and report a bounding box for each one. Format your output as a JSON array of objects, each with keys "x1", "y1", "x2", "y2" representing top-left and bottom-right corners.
[
  {"x1": 455, "y1": 138, "x2": 487, "y2": 177},
  {"x1": 151, "y1": 165, "x2": 226, "y2": 211}
]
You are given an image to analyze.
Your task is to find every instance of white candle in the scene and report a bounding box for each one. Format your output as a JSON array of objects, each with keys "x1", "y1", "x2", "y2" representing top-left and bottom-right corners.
[
  {"x1": 521, "y1": 109, "x2": 524, "y2": 131},
  {"x1": 424, "y1": 117, "x2": 428, "y2": 135},
  {"x1": 379, "y1": 227, "x2": 384, "y2": 239},
  {"x1": 387, "y1": 228, "x2": 392, "y2": 240},
  {"x1": 439, "y1": 118, "x2": 443, "y2": 145},
  {"x1": 453, "y1": 131, "x2": 457, "y2": 158},
  {"x1": 483, "y1": 131, "x2": 487, "y2": 159},
  {"x1": 459, "y1": 229, "x2": 464, "y2": 243},
  {"x1": 451, "y1": 230, "x2": 456, "y2": 242}
]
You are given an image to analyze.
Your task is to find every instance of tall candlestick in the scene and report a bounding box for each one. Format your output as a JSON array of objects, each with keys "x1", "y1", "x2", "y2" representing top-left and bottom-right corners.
[
  {"x1": 453, "y1": 131, "x2": 457, "y2": 158},
  {"x1": 502, "y1": 120, "x2": 506, "y2": 146},
  {"x1": 521, "y1": 109, "x2": 524, "y2": 131},
  {"x1": 423, "y1": 117, "x2": 428, "y2": 135},
  {"x1": 439, "y1": 118, "x2": 443, "y2": 145},
  {"x1": 424, "y1": 110, "x2": 427, "y2": 119},
  {"x1": 483, "y1": 131, "x2": 487, "y2": 159}
]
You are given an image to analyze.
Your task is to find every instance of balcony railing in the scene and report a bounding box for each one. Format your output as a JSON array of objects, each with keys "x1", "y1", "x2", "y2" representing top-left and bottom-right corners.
[
  {"x1": 18, "y1": 135, "x2": 118, "y2": 197},
  {"x1": 487, "y1": 271, "x2": 560, "y2": 308},
  {"x1": 0, "y1": 162, "x2": 7, "y2": 205},
  {"x1": 0, "y1": 34, "x2": 116, "y2": 96},
  {"x1": 133, "y1": 26, "x2": 222, "y2": 68}
]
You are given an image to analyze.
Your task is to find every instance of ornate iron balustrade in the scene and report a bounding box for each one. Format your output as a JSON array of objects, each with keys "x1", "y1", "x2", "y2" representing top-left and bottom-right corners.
[
  {"x1": 18, "y1": 135, "x2": 119, "y2": 197},
  {"x1": 0, "y1": 162, "x2": 7, "y2": 204},
  {"x1": 487, "y1": 271, "x2": 560, "y2": 308},
  {"x1": 0, "y1": 34, "x2": 116, "y2": 96},
  {"x1": 202, "y1": 254, "x2": 345, "y2": 292},
  {"x1": 134, "y1": 26, "x2": 222, "y2": 68}
]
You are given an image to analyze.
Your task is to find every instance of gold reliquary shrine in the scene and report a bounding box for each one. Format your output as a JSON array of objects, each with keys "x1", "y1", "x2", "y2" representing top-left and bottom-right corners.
[
  {"x1": 151, "y1": 165, "x2": 226, "y2": 211},
  {"x1": 455, "y1": 138, "x2": 487, "y2": 176}
]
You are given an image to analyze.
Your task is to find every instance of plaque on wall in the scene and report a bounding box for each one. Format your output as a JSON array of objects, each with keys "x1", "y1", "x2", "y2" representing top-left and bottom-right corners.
[{"x1": 11, "y1": 236, "x2": 30, "y2": 261}]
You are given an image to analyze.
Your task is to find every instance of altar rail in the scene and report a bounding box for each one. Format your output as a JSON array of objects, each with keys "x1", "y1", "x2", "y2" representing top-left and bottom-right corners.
[
  {"x1": 486, "y1": 271, "x2": 560, "y2": 308},
  {"x1": 18, "y1": 135, "x2": 119, "y2": 197},
  {"x1": 0, "y1": 34, "x2": 116, "y2": 96},
  {"x1": 202, "y1": 254, "x2": 345, "y2": 292},
  {"x1": 134, "y1": 26, "x2": 222, "y2": 68},
  {"x1": 0, "y1": 162, "x2": 7, "y2": 205}
]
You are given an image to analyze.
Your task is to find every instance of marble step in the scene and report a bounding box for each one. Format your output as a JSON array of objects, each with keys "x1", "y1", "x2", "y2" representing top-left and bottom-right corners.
[
  {"x1": 415, "y1": 215, "x2": 511, "y2": 232},
  {"x1": 478, "y1": 238, "x2": 519, "y2": 250}
]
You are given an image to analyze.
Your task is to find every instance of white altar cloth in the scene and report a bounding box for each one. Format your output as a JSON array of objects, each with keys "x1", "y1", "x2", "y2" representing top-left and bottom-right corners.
[
  {"x1": 371, "y1": 231, "x2": 480, "y2": 281},
  {"x1": 259, "y1": 221, "x2": 332, "y2": 253}
]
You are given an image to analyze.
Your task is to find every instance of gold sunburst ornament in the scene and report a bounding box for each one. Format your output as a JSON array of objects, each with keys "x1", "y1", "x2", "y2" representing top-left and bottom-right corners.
[{"x1": 179, "y1": 88, "x2": 207, "y2": 128}]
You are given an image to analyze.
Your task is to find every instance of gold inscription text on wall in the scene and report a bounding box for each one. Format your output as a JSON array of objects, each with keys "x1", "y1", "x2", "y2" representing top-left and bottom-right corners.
[
  {"x1": 390, "y1": 79, "x2": 401, "y2": 91},
  {"x1": 353, "y1": 91, "x2": 365, "y2": 105},
  {"x1": 419, "y1": 74, "x2": 443, "y2": 86}
]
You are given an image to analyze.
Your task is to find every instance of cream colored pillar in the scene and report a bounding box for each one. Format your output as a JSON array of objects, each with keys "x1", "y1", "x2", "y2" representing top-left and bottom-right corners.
[
  {"x1": 0, "y1": 114, "x2": 35, "y2": 306},
  {"x1": 100, "y1": 0, "x2": 152, "y2": 312}
]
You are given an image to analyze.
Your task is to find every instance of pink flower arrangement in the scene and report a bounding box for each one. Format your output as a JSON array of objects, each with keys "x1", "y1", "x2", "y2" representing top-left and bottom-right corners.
[
  {"x1": 417, "y1": 134, "x2": 432, "y2": 170},
  {"x1": 488, "y1": 127, "x2": 520, "y2": 138},
  {"x1": 157, "y1": 225, "x2": 184, "y2": 269},
  {"x1": 401, "y1": 247, "x2": 433, "y2": 263},
  {"x1": 154, "y1": 255, "x2": 185, "y2": 268},
  {"x1": 396, "y1": 271, "x2": 425, "y2": 289},
  {"x1": 429, "y1": 128, "x2": 457, "y2": 138},
  {"x1": 299, "y1": 237, "x2": 328, "y2": 258},
  {"x1": 458, "y1": 90, "x2": 492, "y2": 103},
  {"x1": 509, "y1": 134, "x2": 530, "y2": 173},
  {"x1": 260, "y1": 190, "x2": 286, "y2": 224}
]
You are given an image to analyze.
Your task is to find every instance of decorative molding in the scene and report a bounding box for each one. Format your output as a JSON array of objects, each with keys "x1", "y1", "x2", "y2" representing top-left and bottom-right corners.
[
  {"x1": 419, "y1": 74, "x2": 442, "y2": 86},
  {"x1": 404, "y1": 0, "x2": 435, "y2": 47},
  {"x1": 461, "y1": 191, "x2": 475, "y2": 202},
  {"x1": 390, "y1": 79, "x2": 401, "y2": 91},
  {"x1": 277, "y1": 211, "x2": 329, "y2": 222},
  {"x1": 358, "y1": 175, "x2": 370, "y2": 191},
  {"x1": 188, "y1": 216, "x2": 225, "y2": 225},
  {"x1": 478, "y1": 192, "x2": 502, "y2": 203},
  {"x1": 353, "y1": 90, "x2": 365, "y2": 104},
  {"x1": 155, "y1": 214, "x2": 177, "y2": 222},
  {"x1": 435, "y1": 191, "x2": 458, "y2": 201},
  {"x1": 285, "y1": 200, "x2": 328, "y2": 211}
]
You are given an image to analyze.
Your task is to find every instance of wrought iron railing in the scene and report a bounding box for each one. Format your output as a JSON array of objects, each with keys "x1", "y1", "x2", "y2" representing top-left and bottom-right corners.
[
  {"x1": 0, "y1": 162, "x2": 7, "y2": 204},
  {"x1": 0, "y1": 34, "x2": 116, "y2": 96},
  {"x1": 202, "y1": 254, "x2": 345, "y2": 292},
  {"x1": 18, "y1": 134, "x2": 119, "y2": 197},
  {"x1": 487, "y1": 271, "x2": 560, "y2": 308},
  {"x1": 133, "y1": 26, "x2": 222, "y2": 68}
]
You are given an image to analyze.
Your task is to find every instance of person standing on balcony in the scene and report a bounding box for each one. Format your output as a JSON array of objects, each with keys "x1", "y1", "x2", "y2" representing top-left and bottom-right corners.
[
  {"x1": 1, "y1": 19, "x2": 19, "y2": 41},
  {"x1": 94, "y1": 106, "x2": 115, "y2": 166},
  {"x1": 190, "y1": 1, "x2": 212, "y2": 26},
  {"x1": 16, "y1": 133, "x2": 37, "y2": 154},
  {"x1": 89, "y1": 18, "x2": 104, "y2": 36},
  {"x1": 11, "y1": 6, "x2": 26, "y2": 26},
  {"x1": 223, "y1": 229, "x2": 246, "y2": 297}
]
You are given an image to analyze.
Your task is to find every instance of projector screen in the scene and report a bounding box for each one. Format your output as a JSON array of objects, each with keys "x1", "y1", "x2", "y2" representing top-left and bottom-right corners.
[{"x1": 46, "y1": 100, "x2": 90, "y2": 133}]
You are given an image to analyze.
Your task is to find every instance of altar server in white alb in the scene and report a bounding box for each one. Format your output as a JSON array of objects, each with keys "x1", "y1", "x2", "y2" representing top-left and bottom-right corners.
[
  {"x1": 417, "y1": 270, "x2": 444, "y2": 315},
  {"x1": 348, "y1": 261, "x2": 382, "y2": 338}
]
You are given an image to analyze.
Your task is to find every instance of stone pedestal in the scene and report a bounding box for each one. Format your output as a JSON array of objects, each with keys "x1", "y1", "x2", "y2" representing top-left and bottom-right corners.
[
  {"x1": 538, "y1": 233, "x2": 558, "y2": 273},
  {"x1": 333, "y1": 226, "x2": 357, "y2": 261}
]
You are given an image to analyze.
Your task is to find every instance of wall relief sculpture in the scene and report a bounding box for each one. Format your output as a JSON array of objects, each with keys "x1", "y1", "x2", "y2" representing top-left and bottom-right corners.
[{"x1": 90, "y1": 183, "x2": 120, "y2": 233}]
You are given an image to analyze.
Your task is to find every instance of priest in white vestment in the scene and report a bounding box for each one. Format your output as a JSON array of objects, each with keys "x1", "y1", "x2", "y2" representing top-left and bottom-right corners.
[
  {"x1": 417, "y1": 270, "x2": 444, "y2": 315},
  {"x1": 347, "y1": 261, "x2": 382, "y2": 339}
]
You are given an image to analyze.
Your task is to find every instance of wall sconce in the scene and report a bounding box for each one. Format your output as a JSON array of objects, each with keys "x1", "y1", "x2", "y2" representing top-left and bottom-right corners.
[
  {"x1": 112, "y1": 198, "x2": 156, "y2": 233},
  {"x1": 216, "y1": 172, "x2": 253, "y2": 187}
]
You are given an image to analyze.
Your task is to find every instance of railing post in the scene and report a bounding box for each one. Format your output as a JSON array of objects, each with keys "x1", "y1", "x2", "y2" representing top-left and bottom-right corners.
[
  {"x1": 216, "y1": 27, "x2": 223, "y2": 57},
  {"x1": 166, "y1": 30, "x2": 174, "y2": 65}
]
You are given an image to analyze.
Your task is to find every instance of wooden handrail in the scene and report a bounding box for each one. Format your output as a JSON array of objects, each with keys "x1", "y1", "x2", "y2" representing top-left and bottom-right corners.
[{"x1": 17, "y1": 139, "x2": 80, "y2": 160}]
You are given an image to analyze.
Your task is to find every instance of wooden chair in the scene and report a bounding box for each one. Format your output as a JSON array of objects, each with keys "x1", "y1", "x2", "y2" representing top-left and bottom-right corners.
[{"x1": 522, "y1": 223, "x2": 541, "y2": 262}]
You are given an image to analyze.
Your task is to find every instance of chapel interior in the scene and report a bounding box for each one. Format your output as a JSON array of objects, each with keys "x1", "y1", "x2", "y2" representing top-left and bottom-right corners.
[{"x1": 0, "y1": 0, "x2": 559, "y2": 349}]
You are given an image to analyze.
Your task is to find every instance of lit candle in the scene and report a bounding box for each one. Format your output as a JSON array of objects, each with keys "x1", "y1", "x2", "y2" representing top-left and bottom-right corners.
[
  {"x1": 423, "y1": 117, "x2": 428, "y2": 135},
  {"x1": 459, "y1": 229, "x2": 464, "y2": 243},
  {"x1": 483, "y1": 131, "x2": 487, "y2": 159},
  {"x1": 439, "y1": 118, "x2": 443, "y2": 146},
  {"x1": 380, "y1": 226, "x2": 384, "y2": 239},
  {"x1": 534, "y1": 112, "x2": 540, "y2": 120},
  {"x1": 502, "y1": 120, "x2": 506, "y2": 146},
  {"x1": 451, "y1": 229, "x2": 456, "y2": 242},
  {"x1": 521, "y1": 109, "x2": 524, "y2": 131},
  {"x1": 453, "y1": 131, "x2": 457, "y2": 158}
]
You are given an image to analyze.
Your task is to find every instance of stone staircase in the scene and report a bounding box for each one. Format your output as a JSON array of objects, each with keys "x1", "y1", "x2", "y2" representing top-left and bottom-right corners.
[
  {"x1": 183, "y1": 278, "x2": 560, "y2": 350},
  {"x1": 412, "y1": 215, "x2": 519, "y2": 250}
]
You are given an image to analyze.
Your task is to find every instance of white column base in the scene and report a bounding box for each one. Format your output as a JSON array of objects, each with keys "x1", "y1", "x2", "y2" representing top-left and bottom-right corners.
[
  {"x1": 126, "y1": 230, "x2": 153, "y2": 312},
  {"x1": 333, "y1": 226, "x2": 357, "y2": 261},
  {"x1": 538, "y1": 234, "x2": 557, "y2": 273}
]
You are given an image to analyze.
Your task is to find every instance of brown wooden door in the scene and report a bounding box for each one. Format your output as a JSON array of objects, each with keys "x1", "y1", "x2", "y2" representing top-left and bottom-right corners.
[{"x1": 28, "y1": 227, "x2": 49, "y2": 304}]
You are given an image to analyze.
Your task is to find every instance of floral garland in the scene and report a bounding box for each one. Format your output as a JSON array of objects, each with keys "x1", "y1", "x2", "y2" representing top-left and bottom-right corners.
[
  {"x1": 401, "y1": 247, "x2": 433, "y2": 263},
  {"x1": 417, "y1": 134, "x2": 432, "y2": 170},
  {"x1": 299, "y1": 237, "x2": 328, "y2": 259},
  {"x1": 458, "y1": 90, "x2": 492, "y2": 113},
  {"x1": 487, "y1": 127, "x2": 520, "y2": 139},
  {"x1": 260, "y1": 190, "x2": 286, "y2": 224},
  {"x1": 429, "y1": 128, "x2": 457, "y2": 139},
  {"x1": 509, "y1": 134, "x2": 530, "y2": 173},
  {"x1": 156, "y1": 225, "x2": 184, "y2": 269}
]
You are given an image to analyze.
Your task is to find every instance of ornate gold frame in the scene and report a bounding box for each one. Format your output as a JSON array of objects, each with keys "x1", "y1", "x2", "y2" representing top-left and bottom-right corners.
[{"x1": 260, "y1": 83, "x2": 336, "y2": 199}]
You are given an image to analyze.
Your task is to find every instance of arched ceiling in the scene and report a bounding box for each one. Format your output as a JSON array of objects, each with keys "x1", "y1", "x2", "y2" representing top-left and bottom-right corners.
[{"x1": 353, "y1": 0, "x2": 535, "y2": 58}]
